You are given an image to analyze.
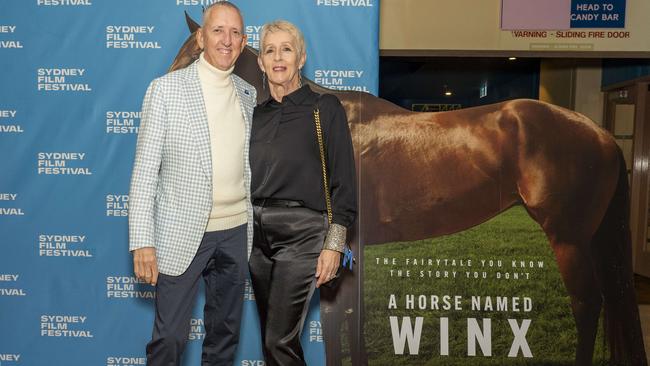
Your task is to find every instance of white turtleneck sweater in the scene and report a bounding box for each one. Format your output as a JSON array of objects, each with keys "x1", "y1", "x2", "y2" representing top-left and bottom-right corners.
[{"x1": 197, "y1": 52, "x2": 247, "y2": 232}]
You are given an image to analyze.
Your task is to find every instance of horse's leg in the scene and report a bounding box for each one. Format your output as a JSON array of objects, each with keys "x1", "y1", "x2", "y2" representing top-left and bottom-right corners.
[
  {"x1": 519, "y1": 165, "x2": 615, "y2": 364},
  {"x1": 524, "y1": 187, "x2": 609, "y2": 366},
  {"x1": 512, "y1": 100, "x2": 632, "y2": 364},
  {"x1": 347, "y1": 270, "x2": 367, "y2": 366},
  {"x1": 547, "y1": 158, "x2": 647, "y2": 366},
  {"x1": 526, "y1": 194, "x2": 604, "y2": 365},
  {"x1": 321, "y1": 233, "x2": 367, "y2": 366},
  {"x1": 590, "y1": 216, "x2": 646, "y2": 365},
  {"x1": 321, "y1": 273, "x2": 366, "y2": 366},
  {"x1": 532, "y1": 168, "x2": 646, "y2": 365},
  {"x1": 590, "y1": 152, "x2": 647, "y2": 365},
  {"x1": 548, "y1": 238, "x2": 602, "y2": 366},
  {"x1": 320, "y1": 285, "x2": 343, "y2": 366}
]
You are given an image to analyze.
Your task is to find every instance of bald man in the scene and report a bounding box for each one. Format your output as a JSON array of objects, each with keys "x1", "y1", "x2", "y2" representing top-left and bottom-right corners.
[{"x1": 128, "y1": 2, "x2": 256, "y2": 364}]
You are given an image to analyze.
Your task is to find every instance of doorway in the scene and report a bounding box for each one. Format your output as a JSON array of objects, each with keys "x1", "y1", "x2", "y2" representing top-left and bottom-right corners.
[{"x1": 604, "y1": 79, "x2": 650, "y2": 277}]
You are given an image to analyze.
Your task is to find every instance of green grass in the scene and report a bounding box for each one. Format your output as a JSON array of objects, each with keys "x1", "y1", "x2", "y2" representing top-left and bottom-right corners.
[{"x1": 363, "y1": 206, "x2": 608, "y2": 366}]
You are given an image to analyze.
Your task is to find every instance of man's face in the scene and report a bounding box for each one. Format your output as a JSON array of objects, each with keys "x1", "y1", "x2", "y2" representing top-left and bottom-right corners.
[{"x1": 196, "y1": 6, "x2": 247, "y2": 71}]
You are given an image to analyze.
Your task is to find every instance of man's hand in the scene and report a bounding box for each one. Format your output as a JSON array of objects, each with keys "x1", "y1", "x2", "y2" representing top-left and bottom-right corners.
[
  {"x1": 315, "y1": 249, "x2": 341, "y2": 288},
  {"x1": 133, "y1": 247, "x2": 159, "y2": 286}
]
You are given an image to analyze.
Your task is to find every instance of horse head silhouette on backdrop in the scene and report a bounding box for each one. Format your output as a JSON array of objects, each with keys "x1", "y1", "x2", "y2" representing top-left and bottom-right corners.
[{"x1": 170, "y1": 12, "x2": 646, "y2": 366}]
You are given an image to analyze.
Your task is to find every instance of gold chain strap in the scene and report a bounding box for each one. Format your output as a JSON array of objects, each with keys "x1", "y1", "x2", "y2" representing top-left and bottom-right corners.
[{"x1": 314, "y1": 108, "x2": 333, "y2": 224}]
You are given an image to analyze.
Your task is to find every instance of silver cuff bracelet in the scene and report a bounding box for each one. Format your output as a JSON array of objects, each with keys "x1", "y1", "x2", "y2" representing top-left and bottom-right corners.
[{"x1": 323, "y1": 223, "x2": 347, "y2": 253}]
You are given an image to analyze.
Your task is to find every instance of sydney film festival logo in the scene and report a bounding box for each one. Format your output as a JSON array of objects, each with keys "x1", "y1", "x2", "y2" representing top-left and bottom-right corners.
[
  {"x1": 37, "y1": 152, "x2": 92, "y2": 175},
  {"x1": 106, "y1": 194, "x2": 128, "y2": 217},
  {"x1": 0, "y1": 109, "x2": 23, "y2": 134},
  {"x1": 244, "y1": 279, "x2": 255, "y2": 301},
  {"x1": 37, "y1": 68, "x2": 91, "y2": 92},
  {"x1": 106, "y1": 356, "x2": 146, "y2": 366},
  {"x1": 0, "y1": 193, "x2": 24, "y2": 216},
  {"x1": 0, "y1": 24, "x2": 23, "y2": 49},
  {"x1": 0, "y1": 274, "x2": 26, "y2": 297},
  {"x1": 175, "y1": 0, "x2": 222, "y2": 5},
  {"x1": 106, "y1": 111, "x2": 140, "y2": 134},
  {"x1": 40, "y1": 314, "x2": 94, "y2": 338},
  {"x1": 0, "y1": 353, "x2": 21, "y2": 365},
  {"x1": 106, "y1": 276, "x2": 155, "y2": 299},
  {"x1": 38, "y1": 234, "x2": 93, "y2": 258},
  {"x1": 315, "y1": 0, "x2": 374, "y2": 6},
  {"x1": 189, "y1": 318, "x2": 205, "y2": 341},
  {"x1": 106, "y1": 26, "x2": 161, "y2": 49},
  {"x1": 37, "y1": 0, "x2": 92, "y2": 6}
]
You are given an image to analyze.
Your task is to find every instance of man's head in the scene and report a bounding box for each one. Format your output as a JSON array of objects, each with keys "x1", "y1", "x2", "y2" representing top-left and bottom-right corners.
[{"x1": 196, "y1": 1, "x2": 247, "y2": 71}]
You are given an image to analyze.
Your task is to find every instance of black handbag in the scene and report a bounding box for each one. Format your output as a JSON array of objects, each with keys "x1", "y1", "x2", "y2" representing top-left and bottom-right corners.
[{"x1": 313, "y1": 105, "x2": 355, "y2": 287}]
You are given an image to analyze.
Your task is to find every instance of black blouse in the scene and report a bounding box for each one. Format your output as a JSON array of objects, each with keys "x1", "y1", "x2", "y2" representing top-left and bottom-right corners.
[{"x1": 250, "y1": 85, "x2": 357, "y2": 228}]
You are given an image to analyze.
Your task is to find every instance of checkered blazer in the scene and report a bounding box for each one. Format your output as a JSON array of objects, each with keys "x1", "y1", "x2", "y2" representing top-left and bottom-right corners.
[{"x1": 128, "y1": 60, "x2": 256, "y2": 276}]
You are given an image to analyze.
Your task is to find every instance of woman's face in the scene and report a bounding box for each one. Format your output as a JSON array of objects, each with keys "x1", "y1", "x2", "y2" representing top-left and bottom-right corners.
[{"x1": 258, "y1": 30, "x2": 305, "y2": 91}]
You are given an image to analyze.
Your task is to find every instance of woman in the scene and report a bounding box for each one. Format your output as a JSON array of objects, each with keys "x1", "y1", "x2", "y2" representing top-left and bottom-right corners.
[{"x1": 248, "y1": 20, "x2": 357, "y2": 366}]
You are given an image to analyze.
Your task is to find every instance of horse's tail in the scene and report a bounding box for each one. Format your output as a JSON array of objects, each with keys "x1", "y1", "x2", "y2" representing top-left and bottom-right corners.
[{"x1": 592, "y1": 147, "x2": 647, "y2": 365}]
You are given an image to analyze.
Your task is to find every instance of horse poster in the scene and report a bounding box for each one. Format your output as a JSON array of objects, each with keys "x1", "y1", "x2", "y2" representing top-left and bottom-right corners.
[{"x1": 1, "y1": 1, "x2": 647, "y2": 365}]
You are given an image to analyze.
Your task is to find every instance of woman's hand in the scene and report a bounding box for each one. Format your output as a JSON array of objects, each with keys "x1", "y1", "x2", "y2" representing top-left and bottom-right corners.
[{"x1": 315, "y1": 249, "x2": 341, "y2": 288}]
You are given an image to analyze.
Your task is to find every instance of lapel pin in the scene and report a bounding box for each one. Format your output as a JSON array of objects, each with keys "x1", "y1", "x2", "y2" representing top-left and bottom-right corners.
[{"x1": 244, "y1": 89, "x2": 250, "y2": 95}]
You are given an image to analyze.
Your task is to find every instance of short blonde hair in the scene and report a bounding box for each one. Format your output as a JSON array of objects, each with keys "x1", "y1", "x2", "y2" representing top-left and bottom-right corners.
[{"x1": 259, "y1": 20, "x2": 306, "y2": 60}]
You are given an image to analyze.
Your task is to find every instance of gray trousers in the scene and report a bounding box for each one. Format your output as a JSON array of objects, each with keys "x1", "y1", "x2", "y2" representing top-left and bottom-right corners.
[{"x1": 146, "y1": 224, "x2": 248, "y2": 366}]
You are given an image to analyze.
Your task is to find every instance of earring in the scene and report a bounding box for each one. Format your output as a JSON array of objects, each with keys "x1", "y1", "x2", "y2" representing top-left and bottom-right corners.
[
  {"x1": 262, "y1": 71, "x2": 267, "y2": 91},
  {"x1": 298, "y1": 68, "x2": 303, "y2": 88}
]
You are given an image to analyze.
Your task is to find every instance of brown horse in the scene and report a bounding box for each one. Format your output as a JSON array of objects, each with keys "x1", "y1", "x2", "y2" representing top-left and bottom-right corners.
[
  {"x1": 350, "y1": 95, "x2": 645, "y2": 366},
  {"x1": 172, "y1": 13, "x2": 646, "y2": 365}
]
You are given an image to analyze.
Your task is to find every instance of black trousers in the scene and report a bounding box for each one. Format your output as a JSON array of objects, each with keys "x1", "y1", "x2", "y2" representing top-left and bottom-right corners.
[
  {"x1": 146, "y1": 224, "x2": 247, "y2": 366},
  {"x1": 249, "y1": 204, "x2": 328, "y2": 366}
]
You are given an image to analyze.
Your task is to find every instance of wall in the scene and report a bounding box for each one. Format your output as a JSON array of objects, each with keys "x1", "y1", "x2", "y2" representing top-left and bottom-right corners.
[{"x1": 380, "y1": 0, "x2": 650, "y2": 54}]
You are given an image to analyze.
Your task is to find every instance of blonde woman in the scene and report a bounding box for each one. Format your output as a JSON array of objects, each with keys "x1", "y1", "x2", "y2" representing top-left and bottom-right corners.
[{"x1": 248, "y1": 20, "x2": 357, "y2": 366}]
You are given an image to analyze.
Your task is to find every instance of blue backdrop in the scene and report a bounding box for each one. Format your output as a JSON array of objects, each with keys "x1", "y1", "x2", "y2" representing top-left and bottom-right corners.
[{"x1": 0, "y1": 1, "x2": 378, "y2": 365}]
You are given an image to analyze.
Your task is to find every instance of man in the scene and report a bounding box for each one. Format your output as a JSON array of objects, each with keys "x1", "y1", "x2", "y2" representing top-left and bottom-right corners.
[{"x1": 128, "y1": 2, "x2": 256, "y2": 365}]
